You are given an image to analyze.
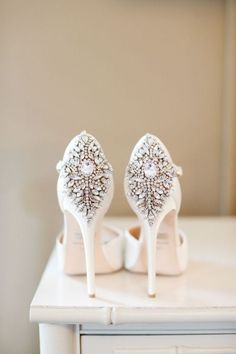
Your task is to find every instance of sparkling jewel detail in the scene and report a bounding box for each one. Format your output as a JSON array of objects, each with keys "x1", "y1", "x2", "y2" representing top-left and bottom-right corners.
[
  {"x1": 59, "y1": 133, "x2": 112, "y2": 222},
  {"x1": 144, "y1": 161, "x2": 157, "y2": 178},
  {"x1": 125, "y1": 134, "x2": 177, "y2": 226},
  {"x1": 81, "y1": 160, "x2": 95, "y2": 176}
]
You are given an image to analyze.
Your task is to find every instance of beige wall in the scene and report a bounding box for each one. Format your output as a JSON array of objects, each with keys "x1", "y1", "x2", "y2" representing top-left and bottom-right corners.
[{"x1": 1, "y1": 0, "x2": 235, "y2": 353}]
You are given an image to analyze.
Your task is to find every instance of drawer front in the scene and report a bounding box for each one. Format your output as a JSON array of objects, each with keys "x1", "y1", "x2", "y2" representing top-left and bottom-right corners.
[
  {"x1": 114, "y1": 350, "x2": 175, "y2": 354},
  {"x1": 180, "y1": 348, "x2": 236, "y2": 354},
  {"x1": 82, "y1": 335, "x2": 236, "y2": 354}
]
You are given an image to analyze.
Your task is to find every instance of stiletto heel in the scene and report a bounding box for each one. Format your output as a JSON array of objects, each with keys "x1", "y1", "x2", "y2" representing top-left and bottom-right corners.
[
  {"x1": 57, "y1": 131, "x2": 123, "y2": 297},
  {"x1": 144, "y1": 221, "x2": 157, "y2": 297},
  {"x1": 124, "y1": 133, "x2": 188, "y2": 296},
  {"x1": 80, "y1": 221, "x2": 96, "y2": 297}
]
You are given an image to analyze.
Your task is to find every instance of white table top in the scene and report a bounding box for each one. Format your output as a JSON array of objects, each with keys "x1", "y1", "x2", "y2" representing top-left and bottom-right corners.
[{"x1": 30, "y1": 217, "x2": 236, "y2": 326}]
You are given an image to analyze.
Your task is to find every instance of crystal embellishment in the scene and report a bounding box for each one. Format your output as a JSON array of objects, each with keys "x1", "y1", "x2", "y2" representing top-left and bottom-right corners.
[
  {"x1": 144, "y1": 161, "x2": 157, "y2": 178},
  {"x1": 59, "y1": 132, "x2": 112, "y2": 222},
  {"x1": 81, "y1": 160, "x2": 95, "y2": 176},
  {"x1": 125, "y1": 134, "x2": 177, "y2": 226}
]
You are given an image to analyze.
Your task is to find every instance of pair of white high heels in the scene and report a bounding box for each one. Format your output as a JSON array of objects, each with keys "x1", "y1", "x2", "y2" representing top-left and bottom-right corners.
[{"x1": 56, "y1": 132, "x2": 188, "y2": 298}]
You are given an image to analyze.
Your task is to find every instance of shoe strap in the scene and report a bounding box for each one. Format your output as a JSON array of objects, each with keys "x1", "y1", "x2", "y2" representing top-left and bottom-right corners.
[
  {"x1": 174, "y1": 164, "x2": 183, "y2": 177},
  {"x1": 56, "y1": 160, "x2": 64, "y2": 173}
]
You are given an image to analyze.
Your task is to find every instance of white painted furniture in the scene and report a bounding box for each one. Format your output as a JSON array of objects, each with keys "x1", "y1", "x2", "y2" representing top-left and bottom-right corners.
[{"x1": 30, "y1": 217, "x2": 236, "y2": 354}]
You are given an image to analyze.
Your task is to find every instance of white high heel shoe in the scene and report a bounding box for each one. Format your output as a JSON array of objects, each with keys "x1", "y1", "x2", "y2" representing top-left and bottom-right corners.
[
  {"x1": 56, "y1": 131, "x2": 123, "y2": 297},
  {"x1": 124, "y1": 133, "x2": 188, "y2": 297}
]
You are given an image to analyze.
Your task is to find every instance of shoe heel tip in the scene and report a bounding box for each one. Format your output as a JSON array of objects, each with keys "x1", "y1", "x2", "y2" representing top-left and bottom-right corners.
[
  {"x1": 148, "y1": 293, "x2": 156, "y2": 298},
  {"x1": 89, "y1": 293, "x2": 96, "y2": 298}
]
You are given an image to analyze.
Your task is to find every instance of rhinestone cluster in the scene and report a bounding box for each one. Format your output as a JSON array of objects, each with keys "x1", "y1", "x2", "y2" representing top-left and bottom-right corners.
[
  {"x1": 59, "y1": 133, "x2": 112, "y2": 222},
  {"x1": 125, "y1": 134, "x2": 177, "y2": 226}
]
